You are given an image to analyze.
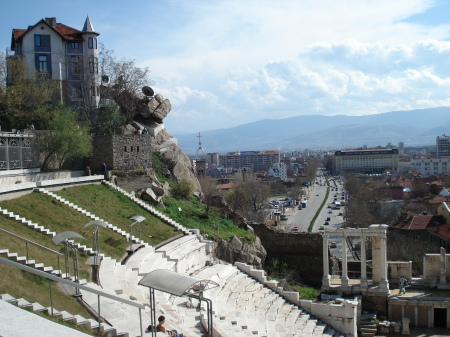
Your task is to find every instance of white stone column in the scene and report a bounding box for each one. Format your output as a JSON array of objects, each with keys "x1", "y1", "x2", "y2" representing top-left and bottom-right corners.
[
  {"x1": 322, "y1": 233, "x2": 330, "y2": 288},
  {"x1": 440, "y1": 247, "x2": 446, "y2": 286},
  {"x1": 360, "y1": 235, "x2": 368, "y2": 291},
  {"x1": 428, "y1": 307, "x2": 433, "y2": 328},
  {"x1": 414, "y1": 304, "x2": 418, "y2": 328},
  {"x1": 341, "y1": 234, "x2": 349, "y2": 287},
  {"x1": 379, "y1": 227, "x2": 389, "y2": 292}
]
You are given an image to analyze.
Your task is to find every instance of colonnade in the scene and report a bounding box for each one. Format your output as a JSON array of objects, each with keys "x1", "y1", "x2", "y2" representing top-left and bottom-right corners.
[{"x1": 322, "y1": 224, "x2": 390, "y2": 295}]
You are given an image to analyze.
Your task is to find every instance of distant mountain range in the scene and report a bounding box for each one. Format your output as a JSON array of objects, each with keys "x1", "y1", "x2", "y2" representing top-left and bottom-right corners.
[{"x1": 172, "y1": 107, "x2": 450, "y2": 155}]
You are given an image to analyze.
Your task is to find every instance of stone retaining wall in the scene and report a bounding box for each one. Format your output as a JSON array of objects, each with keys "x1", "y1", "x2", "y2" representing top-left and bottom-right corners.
[{"x1": 249, "y1": 223, "x2": 324, "y2": 286}]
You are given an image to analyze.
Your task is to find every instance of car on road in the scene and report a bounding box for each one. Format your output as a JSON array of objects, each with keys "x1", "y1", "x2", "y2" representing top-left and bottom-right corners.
[
  {"x1": 292, "y1": 226, "x2": 298, "y2": 231},
  {"x1": 326, "y1": 217, "x2": 330, "y2": 221},
  {"x1": 297, "y1": 206, "x2": 302, "y2": 210},
  {"x1": 330, "y1": 241, "x2": 337, "y2": 248},
  {"x1": 328, "y1": 210, "x2": 332, "y2": 214},
  {"x1": 324, "y1": 221, "x2": 329, "y2": 225},
  {"x1": 319, "y1": 225, "x2": 324, "y2": 230}
]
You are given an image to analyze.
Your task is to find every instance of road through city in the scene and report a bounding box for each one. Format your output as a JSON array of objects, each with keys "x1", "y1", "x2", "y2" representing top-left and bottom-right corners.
[{"x1": 282, "y1": 175, "x2": 345, "y2": 233}]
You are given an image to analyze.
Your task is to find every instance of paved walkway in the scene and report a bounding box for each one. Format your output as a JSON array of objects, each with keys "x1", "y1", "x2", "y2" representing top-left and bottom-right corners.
[{"x1": 0, "y1": 300, "x2": 92, "y2": 337}]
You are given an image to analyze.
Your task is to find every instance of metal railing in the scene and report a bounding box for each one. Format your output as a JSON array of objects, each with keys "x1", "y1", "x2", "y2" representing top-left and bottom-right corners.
[
  {"x1": 0, "y1": 227, "x2": 63, "y2": 272},
  {"x1": 0, "y1": 257, "x2": 145, "y2": 336}
]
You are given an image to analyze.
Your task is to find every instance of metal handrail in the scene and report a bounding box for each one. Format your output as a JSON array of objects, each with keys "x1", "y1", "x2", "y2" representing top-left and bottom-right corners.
[
  {"x1": 0, "y1": 227, "x2": 63, "y2": 272},
  {"x1": 0, "y1": 257, "x2": 145, "y2": 336},
  {"x1": 0, "y1": 227, "x2": 63, "y2": 256}
]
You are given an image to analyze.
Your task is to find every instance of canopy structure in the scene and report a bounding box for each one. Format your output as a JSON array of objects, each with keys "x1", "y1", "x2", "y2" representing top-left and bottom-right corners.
[
  {"x1": 139, "y1": 269, "x2": 219, "y2": 337},
  {"x1": 139, "y1": 269, "x2": 218, "y2": 296},
  {"x1": 52, "y1": 231, "x2": 85, "y2": 246}
]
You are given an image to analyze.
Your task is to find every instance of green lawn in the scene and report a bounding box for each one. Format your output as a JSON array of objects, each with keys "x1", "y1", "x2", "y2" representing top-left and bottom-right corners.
[{"x1": 55, "y1": 184, "x2": 181, "y2": 245}]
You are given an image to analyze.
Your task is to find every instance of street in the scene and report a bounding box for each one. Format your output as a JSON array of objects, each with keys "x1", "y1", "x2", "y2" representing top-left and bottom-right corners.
[{"x1": 281, "y1": 174, "x2": 345, "y2": 233}]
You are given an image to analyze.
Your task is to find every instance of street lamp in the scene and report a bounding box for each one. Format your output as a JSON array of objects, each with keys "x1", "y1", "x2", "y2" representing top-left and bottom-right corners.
[
  {"x1": 52, "y1": 231, "x2": 86, "y2": 296},
  {"x1": 83, "y1": 220, "x2": 108, "y2": 266},
  {"x1": 128, "y1": 215, "x2": 146, "y2": 252}
]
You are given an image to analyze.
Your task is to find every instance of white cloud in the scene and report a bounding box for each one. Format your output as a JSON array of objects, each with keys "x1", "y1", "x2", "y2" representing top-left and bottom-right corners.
[{"x1": 137, "y1": 1, "x2": 450, "y2": 132}]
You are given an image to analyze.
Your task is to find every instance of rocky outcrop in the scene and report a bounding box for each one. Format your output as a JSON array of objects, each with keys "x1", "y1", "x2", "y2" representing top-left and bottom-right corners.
[
  {"x1": 154, "y1": 129, "x2": 201, "y2": 193},
  {"x1": 215, "y1": 236, "x2": 267, "y2": 269},
  {"x1": 135, "y1": 170, "x2": 170, "y2": 204}
]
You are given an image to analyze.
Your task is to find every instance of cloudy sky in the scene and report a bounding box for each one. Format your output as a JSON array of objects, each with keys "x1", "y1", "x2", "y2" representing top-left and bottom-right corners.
[{"x1": 1, "y1": 0, "x2": 450, "y2": 134}]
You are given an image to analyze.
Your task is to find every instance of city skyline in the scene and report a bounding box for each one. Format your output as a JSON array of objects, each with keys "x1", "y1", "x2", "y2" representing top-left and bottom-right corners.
[{"x1": 1, "y1": 1, "x2": 450, "y2": 134}]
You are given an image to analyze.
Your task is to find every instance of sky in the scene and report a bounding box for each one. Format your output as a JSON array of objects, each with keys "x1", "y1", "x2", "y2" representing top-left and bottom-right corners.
[{"x1": 1, "y1": 0, "x2": 450, "y2": 134}]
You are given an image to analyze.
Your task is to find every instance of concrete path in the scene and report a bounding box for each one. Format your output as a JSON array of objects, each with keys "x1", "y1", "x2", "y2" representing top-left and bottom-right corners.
[{"x1": 0, "y1": 300, "x2": 92, "y2": 337}]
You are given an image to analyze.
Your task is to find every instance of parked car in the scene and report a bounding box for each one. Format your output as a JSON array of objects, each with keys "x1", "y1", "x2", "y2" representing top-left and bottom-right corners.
[
  {"x1": 328, "y1": 210, "x2": 332, "y2": 214},
  {"x1": 292, "y1": 226, "x2": 298, "y2": 231},
  {"x1": 324, "y1": 221, "x2": 329, "y2": 226},
  {"x1": 330, "y1": 242, "x2": 337, "y2": 248},
  {"x1": 326, "y1": 217, "x2": 330, "y2": 221},
  {"x1": 280, "y1": 215, "x2": 288, "y2": 220}
]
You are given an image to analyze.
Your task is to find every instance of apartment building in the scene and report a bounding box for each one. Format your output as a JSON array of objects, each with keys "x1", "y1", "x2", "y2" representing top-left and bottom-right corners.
[
  {"x1": 409, "y1": 157, "x2": 450, "y2": 177},
  {"x1": 334, "y1": 148, "x2": 399, "y2": 174},
  {"x1": 437, "y1": 135, "x2": 450, "y2": 159},
  {"x1": 219, "y1": 150, "x2": 280, "y2": 171}
]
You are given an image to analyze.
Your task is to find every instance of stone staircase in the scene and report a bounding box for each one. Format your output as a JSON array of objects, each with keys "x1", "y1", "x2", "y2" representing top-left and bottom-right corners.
[
  {"x1": 34, "y1": 188, "x2": 149, "y2": 247},
  {"x1": 0, "y1": 293, "x2": 122, "y2": 336},
  {"x1": 102, "y1": 181, "x2": 191, "y2": 235},
  {"x1": 0, "y1": 248, "x2": 68, "y2": 278},
  {"x1": 191, "y1": 263, "x2": 338, "y2": 337},
  {"x1": 0, "y1": 206, "x2": 97, "y2": 256},
  {"x1": 359, "y1": 313, "x2": 377, "y2": 337}
]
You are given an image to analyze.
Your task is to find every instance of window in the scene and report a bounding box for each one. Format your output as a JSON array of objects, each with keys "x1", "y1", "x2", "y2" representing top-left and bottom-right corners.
[
  {"x1": 71, "y1": 42, "x2": 79, "y2": 49},
  {"x1": 88, "y1": 37, "x2": 97, "y2": 49},
  {"x1": 38, "y1": 55, "x2": 48, "y2": 72},
  {"x1": 34, "y1": 35, "x2": 51, "y2": 51},
  {"x1": 124, "y1": 146, "x2": 127, "y2": 152},
  {"x1": 71, "y1": 84, "x2": 82, "y2": 99},
  {"x1": 70, "y1": 55, "x2": 81, "y2": 75},
  {"x1": 91, "y1": 85, "x2": 97, "y2": 97},
  {"x1": 89, "y1": 57, "x2": 98, "y2": 73}
]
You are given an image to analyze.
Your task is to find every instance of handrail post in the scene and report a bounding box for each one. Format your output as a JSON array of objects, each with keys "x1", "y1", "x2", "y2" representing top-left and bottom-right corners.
[
  {"x1": 25, "y1": 241, "x2": 29, "y2": 262},
  {"x1": 49, "y1": 279, "x2": 54, "y2": 316},
  {"x1": 97, "y1": 294, "x2": 101, "y2": 330},
  {"x1": 139, "y1": 308, "x2": 143, "y2": 337}
]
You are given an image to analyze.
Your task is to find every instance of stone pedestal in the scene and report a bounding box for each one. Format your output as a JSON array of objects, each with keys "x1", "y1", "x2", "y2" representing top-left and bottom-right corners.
[{"x1": 402, "y1": 317, "x2": 410, "y2": 335}]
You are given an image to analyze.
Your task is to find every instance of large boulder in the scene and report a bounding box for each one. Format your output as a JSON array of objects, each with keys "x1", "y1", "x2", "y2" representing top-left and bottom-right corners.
[
  {"x1": 138, "y1": 94, "x2": 171, "y2": 124},
  {"x1": 215, "y1": 236, "x2": 267, "y2": 269}
]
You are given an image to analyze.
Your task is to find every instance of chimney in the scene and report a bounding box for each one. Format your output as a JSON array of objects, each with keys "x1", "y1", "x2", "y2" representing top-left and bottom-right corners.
[
  {"x1": 45, "y1": 17, "x2": 57, "y2": 27},
  {"x1": 422, "y1": 211, "x2": 428, "y2": 215},
  {"x1": 401, "y1": 212, "x2": 408, "y2": 221}
]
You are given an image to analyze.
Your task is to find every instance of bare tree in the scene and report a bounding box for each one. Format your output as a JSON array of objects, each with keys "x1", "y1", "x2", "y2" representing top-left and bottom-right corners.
[
  {"x1": 198, "y1": 177, "x2": 221, "y2": 213},
  {"x1": 99, "y1": 45, "x2": 153, "y2": 124}
]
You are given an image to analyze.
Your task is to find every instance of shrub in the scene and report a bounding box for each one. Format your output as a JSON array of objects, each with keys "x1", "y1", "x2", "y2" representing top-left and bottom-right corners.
[{"x1": 171, "y1": 179, "x2": 194, "y2": 199}]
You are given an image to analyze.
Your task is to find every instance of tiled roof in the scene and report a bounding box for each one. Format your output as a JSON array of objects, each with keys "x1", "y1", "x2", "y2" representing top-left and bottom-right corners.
[
  {"x1": 428, "y1": 224, "x2": 450, "y2": 240},
  {"x1": 391, "y1": 213, "x2": 446, "y2": 230},
  {"x1": 216, "y1": 183, "x2": 238, "y2": 190},
  {"x1": 12, "y1": 29, "x2": 26, "y2": 39},
  {"x1": 12, "y1": 19, "x2": 83, "y2": 43},
  {"x1": 429, "y1": 196, "x2": 447, "y2": 204},
  {"x1": 53, "y1": 23, "x2": 83, "y2": 40}
]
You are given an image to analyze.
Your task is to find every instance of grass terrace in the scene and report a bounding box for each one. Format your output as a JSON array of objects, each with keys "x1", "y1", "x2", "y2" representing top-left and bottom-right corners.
[
  {"x1": 55, "y1": 184, "x2": 181, "y2": 246},
  {"x1": 161, "y1": 196, "x2": 255, "y2": 243}
]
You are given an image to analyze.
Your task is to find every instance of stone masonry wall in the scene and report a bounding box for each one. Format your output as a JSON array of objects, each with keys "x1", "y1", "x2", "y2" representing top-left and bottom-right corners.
[
  {"x1": 249, "y1": 223, "x2": 324, "y2": 287},
  {"x1": 91, "y1": 135, "x2": 154, "y2": 172}
]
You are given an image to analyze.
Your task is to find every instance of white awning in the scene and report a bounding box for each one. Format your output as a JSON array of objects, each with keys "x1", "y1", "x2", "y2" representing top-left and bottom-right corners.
[{"x1": 138, "y1": 269, "x2": 219, "y2": 297}]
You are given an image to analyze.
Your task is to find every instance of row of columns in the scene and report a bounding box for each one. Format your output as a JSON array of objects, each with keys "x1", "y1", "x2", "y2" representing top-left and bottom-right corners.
[{"x1": 322, "y1": 225, "x2": 389, "y2": 294}]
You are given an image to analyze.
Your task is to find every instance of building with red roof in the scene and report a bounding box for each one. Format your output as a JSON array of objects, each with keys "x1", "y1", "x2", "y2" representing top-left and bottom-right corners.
[{"x1": 9, "y1": 17, "x2": 100, "y2": 107}]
